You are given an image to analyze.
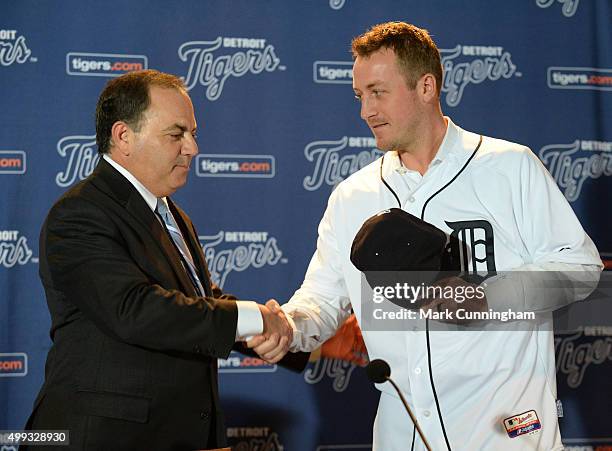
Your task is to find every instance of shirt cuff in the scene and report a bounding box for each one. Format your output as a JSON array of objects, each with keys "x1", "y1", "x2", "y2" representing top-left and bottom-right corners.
[
  {"x1": 235, "y1": 301, "x2": 264, "y2": 341},
  {"x1": 283, "y1": 309, "x2": 300, "y2": 349}
]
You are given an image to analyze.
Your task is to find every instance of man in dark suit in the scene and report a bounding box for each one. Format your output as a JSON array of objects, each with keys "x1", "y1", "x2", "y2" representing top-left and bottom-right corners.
[{"x1": 23, "y1": 70, "x2": 293, "y2": 450}]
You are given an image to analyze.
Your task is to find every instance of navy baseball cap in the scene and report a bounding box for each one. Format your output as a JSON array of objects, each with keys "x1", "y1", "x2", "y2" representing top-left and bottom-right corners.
[
  {"x1": 350, "y1": 208, "x2": 448, "y2": 272},
  {"x1": 350, "y1": 208, "x2": 466, "y2": 300}
]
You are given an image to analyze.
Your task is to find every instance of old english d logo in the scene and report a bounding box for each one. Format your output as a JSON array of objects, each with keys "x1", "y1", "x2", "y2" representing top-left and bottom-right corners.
[{"x1": 445, "y1": 220, "x2": 496, "y2": 276}]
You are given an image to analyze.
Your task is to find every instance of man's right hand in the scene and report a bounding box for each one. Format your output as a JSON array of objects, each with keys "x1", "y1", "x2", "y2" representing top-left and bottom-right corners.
[{"x1": 246, "y1": 299, "x2": 293, "y2": 363}]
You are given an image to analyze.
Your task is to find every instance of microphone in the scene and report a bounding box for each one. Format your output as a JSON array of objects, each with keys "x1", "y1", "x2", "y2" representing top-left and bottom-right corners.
[
  {"x1": 366, "y1": 359, "x2": 432, "y2": 451},
  {"x1": 366, "y1": 358, "x2": 391, "y2": 383}
]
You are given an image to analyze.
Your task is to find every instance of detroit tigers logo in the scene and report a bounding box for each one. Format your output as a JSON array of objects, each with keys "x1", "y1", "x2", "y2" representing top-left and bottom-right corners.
[{"x1": 445, "y1": 220, "x2": 496, "y2": 277}]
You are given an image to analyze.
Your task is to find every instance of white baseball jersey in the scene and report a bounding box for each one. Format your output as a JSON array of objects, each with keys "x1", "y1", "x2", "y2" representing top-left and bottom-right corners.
[{"x1": 284, "y1": 118, "x2": 602, "y2": 450}]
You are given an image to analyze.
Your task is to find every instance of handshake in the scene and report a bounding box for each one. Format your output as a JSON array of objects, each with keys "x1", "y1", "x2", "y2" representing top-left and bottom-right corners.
[{"x1": 247, "y1": 299, "x2": 293, "y2": 364}]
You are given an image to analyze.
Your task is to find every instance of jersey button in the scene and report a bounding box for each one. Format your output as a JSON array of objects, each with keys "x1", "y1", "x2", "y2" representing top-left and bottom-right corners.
[
  {"x1": 200, "y1": 411, "x2": 210, "y2": 421},
  {"x1": 414, "y1": 367, "x2": 422, "y2": 375},
  {"x1": 408, "y1": 196, "x2": 416, "y2": 203},
  {"x1": 423, "y1": 410, "x2": 431, "y2": 418}
]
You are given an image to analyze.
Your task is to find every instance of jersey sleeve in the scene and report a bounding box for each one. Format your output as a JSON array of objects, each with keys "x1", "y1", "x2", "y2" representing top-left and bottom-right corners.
[
  {"x1": 282, "y1": 189, "x2": 353, "y2": 352},
  {"x1": 484, "y1": 147, "x2": 603, "y2": 313}
]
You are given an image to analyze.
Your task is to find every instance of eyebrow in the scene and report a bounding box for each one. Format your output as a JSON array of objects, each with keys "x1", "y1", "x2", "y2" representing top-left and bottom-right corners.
[
  {"x1": 163, "y1": 123, "x2": 196, "y2": 133},
  {"x1": 354, "y1": 81, "x2": 385, "y2": 93},
  {"x1": 365, "y1": 81, "x2": 384, "y2": 90}
]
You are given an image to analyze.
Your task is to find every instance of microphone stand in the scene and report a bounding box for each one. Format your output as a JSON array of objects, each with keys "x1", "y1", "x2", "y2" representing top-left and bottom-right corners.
[{"x1": 385, "y1": 376, "x2": 433, "y2": 451}]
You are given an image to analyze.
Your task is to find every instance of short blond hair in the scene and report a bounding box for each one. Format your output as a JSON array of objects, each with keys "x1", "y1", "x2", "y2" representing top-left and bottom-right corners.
[{"x1": 351, "y1": 22, "x2": 443, "y2": 94}]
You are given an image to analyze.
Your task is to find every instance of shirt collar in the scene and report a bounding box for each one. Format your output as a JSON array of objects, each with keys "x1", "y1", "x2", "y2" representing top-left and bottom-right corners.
[
  {"x1": 102, "y1": 154, "x2": 163, "y2": 211},
  {"x1": 431, "y1": 116, "x2": 458, "y2": 163},
  {"x1": 384, "y1": 116, "x2": 461, "y2": 175}
]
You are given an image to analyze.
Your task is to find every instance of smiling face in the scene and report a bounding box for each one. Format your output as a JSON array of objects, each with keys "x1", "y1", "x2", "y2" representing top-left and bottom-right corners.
[
  {"x1": 353, "y1": 47, "x2": 425, "y2": 153},
  {"x1": 120, "y1": 86, "x2": 198, "y2": 197}
]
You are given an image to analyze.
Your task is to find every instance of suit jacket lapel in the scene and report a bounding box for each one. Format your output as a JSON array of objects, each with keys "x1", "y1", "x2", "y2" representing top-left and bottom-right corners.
[{"x1": 89, "y1": 159, "x2": 198, "y2": 297}]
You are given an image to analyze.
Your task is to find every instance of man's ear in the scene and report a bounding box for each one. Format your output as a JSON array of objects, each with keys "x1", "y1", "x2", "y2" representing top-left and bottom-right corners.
[
  {"x1": 418, "y1": 73, "x2": 438, "y2": 103},
  {"x1": 110, "y1": 121, "x2": 132, "y2": 156}
]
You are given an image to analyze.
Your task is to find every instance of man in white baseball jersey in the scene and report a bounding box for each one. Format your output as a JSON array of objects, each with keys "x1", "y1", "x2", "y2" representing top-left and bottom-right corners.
[{"x1": 248, "y1": 22, "x2": 602, "y2": 450}]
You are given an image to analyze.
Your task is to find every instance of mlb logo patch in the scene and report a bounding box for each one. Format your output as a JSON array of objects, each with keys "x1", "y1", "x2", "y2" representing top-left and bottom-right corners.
[{"x1": 503, "y1": 410, "x2": 541, "y2": 438}]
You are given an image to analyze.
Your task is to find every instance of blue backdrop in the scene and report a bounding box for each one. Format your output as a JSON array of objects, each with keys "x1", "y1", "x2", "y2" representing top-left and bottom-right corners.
[{"x1": 1, "y1": 1, "x2": 611, "y2": 449}]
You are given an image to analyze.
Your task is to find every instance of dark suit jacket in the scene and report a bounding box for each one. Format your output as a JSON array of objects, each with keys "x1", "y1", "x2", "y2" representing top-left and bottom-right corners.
[{"x1": 25, "y1": 159, "x2": 239, "y2": 450}]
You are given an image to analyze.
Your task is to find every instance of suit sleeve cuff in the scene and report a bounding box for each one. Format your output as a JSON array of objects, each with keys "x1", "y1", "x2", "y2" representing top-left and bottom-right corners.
[{"x1": 235, "y1": 301, "x2": 264, "y2": 340}]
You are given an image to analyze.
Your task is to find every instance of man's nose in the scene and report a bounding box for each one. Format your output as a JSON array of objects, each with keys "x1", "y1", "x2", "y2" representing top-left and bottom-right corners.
[
  {"x1": 183, "y1": 135, "x2": 198, "y2": 156},
  {"x1": 360, "y1": 97, "x2": 376, "y2": 121}
]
